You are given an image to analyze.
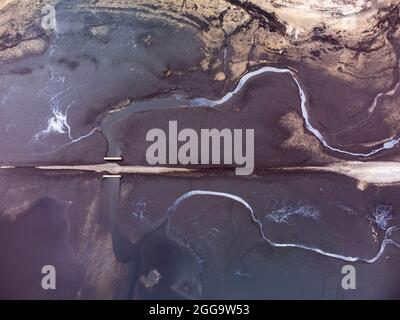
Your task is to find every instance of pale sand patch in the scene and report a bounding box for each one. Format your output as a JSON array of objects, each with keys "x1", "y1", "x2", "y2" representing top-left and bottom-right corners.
[
  {"x1": 279, "y1": 162, "x2": 400, "y2": 186},
  {"x1": 36, "y1": 163, "x2": 194, "y2": 174},
  {"x1": 0, "y1": 0, "x2": 14, "y2": 10},
  {"x1": 7, "y1": 162, "x2": 397, "y2": 185},
  {"x1": 2, "y1": 200, "x2": 33, "y2": 221}
]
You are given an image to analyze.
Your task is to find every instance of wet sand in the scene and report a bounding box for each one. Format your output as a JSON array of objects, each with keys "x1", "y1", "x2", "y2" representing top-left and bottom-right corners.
[
  {"x1": 1, "y1": 0, "x2": 400, "y2": 300},
  {"x1": 1, "y1": 3, "x2": 399, "y2": 165},
  {"x1": 0, "y1": 6, "x2": 219, "y2": 164},
  {"x1": 1, "y1": 169, "x2": 399, "y2": 299}
]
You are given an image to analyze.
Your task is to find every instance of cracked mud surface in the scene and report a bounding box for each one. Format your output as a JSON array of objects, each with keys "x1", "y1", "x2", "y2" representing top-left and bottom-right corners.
[{"x1": 1, "y1": 0, "x2": 400, "y2": 299}]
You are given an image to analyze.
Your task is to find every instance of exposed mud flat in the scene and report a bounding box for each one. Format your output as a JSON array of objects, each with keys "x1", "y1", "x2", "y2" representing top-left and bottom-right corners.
[
  {"x1": 1, "y1": 0, "x2": 399, "y2": 163},
  {"x1": 0, "y1": 169, "x2": 135, "y2": 299},
  {"x1": 0, "y1": 169, "x2": 399, "y2": 299},
  {"x1": 1, "y1": 0, "x2": 400, "y2": 299},
  {"x1": 0, "y1": 3, "x2": 219, "y2": 163}
]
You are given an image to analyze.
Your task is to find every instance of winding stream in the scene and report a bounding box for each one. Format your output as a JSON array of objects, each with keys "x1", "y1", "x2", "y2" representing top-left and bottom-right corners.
[
  {"x1": 165, "y1": 190, "x2": 400, "y2": 264},
  {"x1": 190, "y1": 66, "x2": 400, "y2": 157},
  {"x1": 98, "y1": 65, "x2": 400, "y2": 158}
]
